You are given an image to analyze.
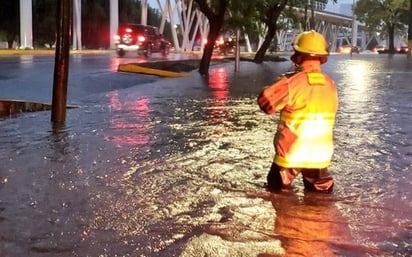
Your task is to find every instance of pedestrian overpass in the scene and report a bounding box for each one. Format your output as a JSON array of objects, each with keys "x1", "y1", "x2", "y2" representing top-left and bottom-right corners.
[{"x1": 17, "y1": 0, "x2": 374, "y2": 53}]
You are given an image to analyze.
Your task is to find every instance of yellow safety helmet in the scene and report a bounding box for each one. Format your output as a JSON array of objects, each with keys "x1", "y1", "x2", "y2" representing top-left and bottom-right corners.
[{"x1": 292, "y1": 30, "x2": 329, "y2": 56}]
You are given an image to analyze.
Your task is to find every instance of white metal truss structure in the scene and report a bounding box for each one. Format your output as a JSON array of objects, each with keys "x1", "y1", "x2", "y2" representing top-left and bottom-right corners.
[
  {"x1": 17, "y1": 0, "x2": 377, "y2": 52},
  {"x1": 150, "y1": 0, "x2": 209, "y2": 52}
]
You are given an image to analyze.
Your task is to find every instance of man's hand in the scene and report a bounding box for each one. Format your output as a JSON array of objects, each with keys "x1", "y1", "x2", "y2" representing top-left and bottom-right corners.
[
  {"x1": 257, "y1": 78, "x2": 289, "y2": 115},
  {"x1": 258, "y1": 88, "x2": 277, "y2": 114}
]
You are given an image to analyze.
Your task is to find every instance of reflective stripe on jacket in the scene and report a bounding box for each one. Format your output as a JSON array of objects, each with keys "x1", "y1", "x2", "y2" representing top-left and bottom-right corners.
[{"x1": 268, "y1": 60, "x2": 338, "y2": 168}]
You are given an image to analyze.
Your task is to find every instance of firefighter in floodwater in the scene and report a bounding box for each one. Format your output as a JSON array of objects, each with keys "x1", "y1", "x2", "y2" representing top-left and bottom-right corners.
[{"x1": 258, "y1": 30, "x2": 338, "y2": 193}]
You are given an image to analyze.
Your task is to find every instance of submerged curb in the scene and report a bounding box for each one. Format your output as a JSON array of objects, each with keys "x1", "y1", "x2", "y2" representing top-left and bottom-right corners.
[
  {"x1": 0, "y1": 99, "x2": 78, "y2": 118},
  {"x1": 0, "y1": 49, "x2": 113, "y2": 56}
]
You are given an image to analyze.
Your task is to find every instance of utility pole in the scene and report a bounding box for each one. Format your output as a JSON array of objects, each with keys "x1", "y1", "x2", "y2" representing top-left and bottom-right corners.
[
  {"x1": 352, "y1": 0, "x2": 358, "y2": 47},
  {"x1": 303, "y1": 0, "x2": 315, "y2": 31},
  {"x1": 235, "y1": 29, "x2": 240, "y2": 72},
  {"x1": 304, "y1": 4, "x2": 308, "y2": 30},
  {"x1": 51, "y1": 0, "x2": 72, "y2": 123},
  {"x1": 310, "y1": 0, "x2": 315, "y2": 30}
]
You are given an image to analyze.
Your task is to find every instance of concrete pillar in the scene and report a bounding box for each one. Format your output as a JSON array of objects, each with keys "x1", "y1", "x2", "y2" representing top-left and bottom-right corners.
[
  {"x1": 72, "y1": 0, "x2": 82, "y2": 50},
  {"x1": 110, "y1": 0, "x2": 119, "y2": 49},
  {"x1": 141, "y1": 0, "x2": 148, "y2": 25},
  {"x1": 19, "y1": 0, "x2": 33, "y2": 49},
  {"x1": 244, "y1": 32, "x2": 252, "y2": 52}
]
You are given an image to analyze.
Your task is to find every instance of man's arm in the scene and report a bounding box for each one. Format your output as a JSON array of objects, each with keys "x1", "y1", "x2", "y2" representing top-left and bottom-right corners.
[{"x1": 257, "y1": 76, "x2": 289, "y2": 115}]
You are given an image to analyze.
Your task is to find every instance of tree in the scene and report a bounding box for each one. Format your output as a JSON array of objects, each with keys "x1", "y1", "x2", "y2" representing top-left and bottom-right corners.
[
  {"x1": 252, "y1": 0, "x2": 335, "y2": 63},
  {"x1": 33, "y1": 0, "x2": 56, "y2": 48},
  {"x1": 194, "y1": 0, "x2": 228, "y2": 75},
  {"x1": 354, "y1": 0, "x2": 409, "y2": 53},
  {"x1": 0, "y1": 0, "x2": 19, "y2": 48},
  {"x1": 82, "y1": 0, "x2": 110, "y2": 48},
  {"x1": 119, "y1": 0, "x2": 141, "y2": 24},
  {"x1": 220, "y1": 0, "x2": 334, "y2": 63},
  {"x1": 253, "y1": 0, "x2": 289, "y2": 63}
]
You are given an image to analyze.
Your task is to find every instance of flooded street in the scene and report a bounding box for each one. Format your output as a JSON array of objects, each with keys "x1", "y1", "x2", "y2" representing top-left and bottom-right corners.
[{"x1": 0, "y1": 54, "x2": 411, "y2": 256}]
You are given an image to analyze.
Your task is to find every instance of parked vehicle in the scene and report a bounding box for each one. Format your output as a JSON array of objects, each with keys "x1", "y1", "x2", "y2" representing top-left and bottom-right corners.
[
  {"x1": 373, "y1": 45, "x2": 409, "y2": 54},
  {"x1": 397, "y1": 46, "x2": 409, "y2": 54},
  {"x1": 213, "y1": 36, "x2": 236, "y2": 56},
  {"x1": 373, "y1": 46, "x2": 409, "y2": 54},
  {"x1": 374, "y1": 45, "x2": 390, "y2": 54},
  {"x1": 338, "y1": 45, "x2": 360, "y2": 54},
  {"x1": 268, "y1": 43, "x2": 281, "y2": 54},
  {"x1": 114, "y1": 24, "x2": 171, "y2": 58}
]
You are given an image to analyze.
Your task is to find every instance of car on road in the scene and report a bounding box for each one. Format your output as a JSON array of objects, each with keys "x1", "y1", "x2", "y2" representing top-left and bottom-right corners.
[
  {"x1": 374, "y1": 45, "x2": 389, "y2": 54},
  {"x1": 373, "y1": 45, "x2": 409, "y2": 54},
  {"x1": 338, "y1": 45, "x2": 360, "y2": 54},
  {"x1": 114, "y1": 23, "x2": 171, "y2": 58},
  {"x1": 397, "y1": 46, "x2": 409, "y2": 54},
  {"x1": 214, "y1": 36, "x2": 236, "y2": 56}
]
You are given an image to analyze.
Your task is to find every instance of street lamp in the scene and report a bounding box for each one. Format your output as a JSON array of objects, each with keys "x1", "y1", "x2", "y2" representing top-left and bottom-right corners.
[
  {"x1": 304, "y1": 0, "x2": 316, "y2": 30},
  {"x1": 309, "y1": 0, "x2": 315, "y2": 30}
]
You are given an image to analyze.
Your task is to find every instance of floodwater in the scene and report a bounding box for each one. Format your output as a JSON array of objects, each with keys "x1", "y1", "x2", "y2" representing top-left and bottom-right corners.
[{"x1": 0, "y1": 54, "x2": 411, "y2": 257}]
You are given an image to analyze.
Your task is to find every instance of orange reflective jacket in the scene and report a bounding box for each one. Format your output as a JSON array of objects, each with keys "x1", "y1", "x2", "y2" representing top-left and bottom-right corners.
[{"x1": 258, "y1": 60, "x2": 338, "y2": 168}]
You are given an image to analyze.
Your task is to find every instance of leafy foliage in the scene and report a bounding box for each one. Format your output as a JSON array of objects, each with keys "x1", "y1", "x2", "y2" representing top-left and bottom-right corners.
[
  {"x1": 0, "y1": 0, "x2": 19, "y2": 48},
  {"x1": 354, "y1": 0, "x2": 409, "y2": 51},
  {"x1": 193, "y1": 0, "x2": 228, "y2": 74},
  {"x1": 33, "y1": 0, "x2": 56, "y2": 47},
  {"x1": 355, "y1": 0, "x2": 409, "y2": 34}
]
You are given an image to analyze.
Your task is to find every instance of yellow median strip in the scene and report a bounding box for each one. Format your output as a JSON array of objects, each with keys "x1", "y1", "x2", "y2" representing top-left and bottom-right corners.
[{"x1": 118, "y1": 63, "x2": 190, "y2": 78}]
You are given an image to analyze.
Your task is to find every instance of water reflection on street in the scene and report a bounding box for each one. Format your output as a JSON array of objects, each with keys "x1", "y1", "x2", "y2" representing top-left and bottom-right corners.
[
  {"x1": 326, "y1": 55, "x2": 412, "y2": 256},
  {"x1": 207, "y1": 67, "x2": 229, "y2": 123},
  {"x1": 0, "y1": 54, "x2": 411, "y2": 256},
  {"x1": 107, "y1": 91, "x2": 152, "y2": 146}
]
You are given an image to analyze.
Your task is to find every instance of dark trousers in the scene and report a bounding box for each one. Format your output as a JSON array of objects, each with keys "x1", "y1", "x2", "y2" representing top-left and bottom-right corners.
[{"x1": 267, "y1": 163, "x2": 334, "y2": 193}]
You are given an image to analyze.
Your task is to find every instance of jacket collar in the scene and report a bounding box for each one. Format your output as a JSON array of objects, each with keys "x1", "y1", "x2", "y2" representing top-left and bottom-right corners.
[{"x1": 298, "y1": 60, "x2": 322, "y2": 72}]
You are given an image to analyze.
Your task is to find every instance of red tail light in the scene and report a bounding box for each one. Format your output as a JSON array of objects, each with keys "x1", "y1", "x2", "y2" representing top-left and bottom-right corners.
[
  {"x1": 137, "y1": 35, "x2": 146, "y2": 42},
  {"x1": 215, "y1": 36, "x2": 224, "y2": 46}
]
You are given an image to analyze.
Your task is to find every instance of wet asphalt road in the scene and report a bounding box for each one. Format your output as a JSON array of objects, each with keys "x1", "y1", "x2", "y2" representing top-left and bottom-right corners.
[
  {"x1": 0, "y1": 52, "x2": 203, "y2": 103},
  {"x1": 0, "y1": 52, "x2": 411, "y2": 257}
]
